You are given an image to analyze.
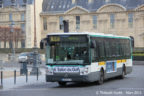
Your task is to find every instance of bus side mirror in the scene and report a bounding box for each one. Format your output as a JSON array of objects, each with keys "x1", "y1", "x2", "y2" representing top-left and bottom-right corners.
[
  {"x1": 90, "y1": 41, "x2": 96, "y2": 48},
  {"x1": 40, "y1": 41, "x2": 44, "y2": 49},
  {"x1": 63, "y1": 20, "x2": 69, "y2": 33},
  {"x1": 40, "y1": 38, "x2": 47, "y2": 49}
]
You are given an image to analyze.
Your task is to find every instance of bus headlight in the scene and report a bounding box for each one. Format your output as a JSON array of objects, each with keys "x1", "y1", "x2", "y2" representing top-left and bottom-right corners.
[
  {"x1": 80, "y1": 67, "x2": 89, "y2": 75},
  {"x1": 46, "y1": 67, "x2": 53, "y2": 75}
]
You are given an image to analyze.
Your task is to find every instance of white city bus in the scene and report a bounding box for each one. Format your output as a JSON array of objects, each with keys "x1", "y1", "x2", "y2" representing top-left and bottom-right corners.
[{"x1": 40, "y1": 33, "x2": 133, "y2": 86}]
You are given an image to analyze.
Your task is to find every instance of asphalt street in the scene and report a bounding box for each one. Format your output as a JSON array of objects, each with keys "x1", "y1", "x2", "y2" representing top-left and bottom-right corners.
[{"x1": 0, "y1": 65, "x2": 144, "y2": 96}]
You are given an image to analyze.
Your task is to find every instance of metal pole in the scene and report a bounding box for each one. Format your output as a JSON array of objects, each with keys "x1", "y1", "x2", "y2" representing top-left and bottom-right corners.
[
  {"x1": 1, "y1": 71, "x2": 3, "y2": 86},
  {"x1": 10, "y1": 21, "x2": 15, "y2": 61},
  {"x1": 34, "y1": 0, "x2": 37, "y2": 47},
  {"x1": 37, "y1": 68, "x2": 38, "y2": 81},
  {"x1": 14, "y1": 70, "x2": 16, "y2": 84},
  {"x1": 26, "y1": 69, "x2": 28, "y2": 83}
]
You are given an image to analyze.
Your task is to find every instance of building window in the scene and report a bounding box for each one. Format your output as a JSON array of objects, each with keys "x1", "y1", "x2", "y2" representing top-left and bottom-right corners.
[
  {"x1": 11, "y1": 0, "x2": 16, "y2": 3},
  {"x1": 43, "y1": 17, "x2": 47, "y2": 30},
  {"x1": 4, "y1": 41, "x2": 6, "y2": 48},
  {"x1": 23, "y1": 0, "x2": 27, "y2": 3},
  {"x1": 59, "y1": 16, "x2": 64, "y2": 30},
  {"x1": 9, "y1": 13, "x2": 13, "y2": 21},
  {"x1": 9, "y1": 41, "x2": 12, "y2": 48},
  {"x1": 15, "y1": 41, "x2": 18, "y2": 48},
  {"x1": 0, "y1": 0, "x2": 3, "y2": 8},
  {"x1": 21, "y1": 13, "x2": 25, "y2": 21},
  {"x1": 76, "y1": 16, "x2": 80, "y2": 30},
  {"x1": 128, "y1": 13, "x2": 133, "y2": 28},
  {"x1": 93, "y1": 15, "x2": 97, "y2": 29},
  {"x1": 110, "y1": 14, "x2": 115, "y2": 28},
  {"x1": 21, "y1": 23, "x2": 25, "y2": 33},
  {"x1": 21, "y1": 40, "x2": 25, "y2": 48},
  {"x1": 0, "y1": 41, "x2": 1, "y2": 48}
]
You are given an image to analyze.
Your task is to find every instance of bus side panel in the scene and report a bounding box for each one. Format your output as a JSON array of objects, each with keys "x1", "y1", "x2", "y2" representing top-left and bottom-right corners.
[
  {"x1": 100, "y1": 59, "x2": 132, "y2": 79},
  {"x1": 89, "y1": 63, "x2": 100, "y2": 82},
  {"x1": 103, "y1": 60, "x2": 121, "y2": 79},
  {"x1": 125, "y1": 59, "x2": 133, "y2": 74},
  {"x1": 90, "y1": 62, "x2": 106, "y2": 81}
]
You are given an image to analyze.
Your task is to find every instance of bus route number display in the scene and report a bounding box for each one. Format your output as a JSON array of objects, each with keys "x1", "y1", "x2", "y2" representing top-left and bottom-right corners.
[
  {"x1": 49, "y1": 35, "x2": 87, "y2": 43},
  {"x1": 50, "y1": 36, "x2": 60, "y2": 42}
]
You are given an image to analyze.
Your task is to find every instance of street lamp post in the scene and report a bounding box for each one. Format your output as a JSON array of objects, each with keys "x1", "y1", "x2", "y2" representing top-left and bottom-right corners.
[
  {"x1": 30, "y1": 0, "x2": 41, "y2": 75},
  {"x1": 10, "y1": 21, "x2": 15, "y2": 61}
]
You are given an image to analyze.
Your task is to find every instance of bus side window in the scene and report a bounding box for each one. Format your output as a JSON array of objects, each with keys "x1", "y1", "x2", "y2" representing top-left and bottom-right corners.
[
  {"x1": 94, "y1": 41, "x2": 99, "y2": 61},
  {"x1": 119, "y1": 40, "x2": 123, "y2": 57},
  {"x1": 91, "y1": 47, "x2": 95, "y2": 62},
  {"x1": 126, "y1": 40, "x2": 131, "y2": 57},
  {"x1": 121, "y1": 43, "x2": 125, "y2": 57},
  {"x1": 104, "y1": 40, "x2": 111, "y2": 58},
  {"x1": 111, "y1": 40, "x2": 116, "y2": 57},
  {"x1": 98, "y1": 40, "x2": 105, "y2": 59},
  {"x1": 91, "y1": 40, "x2": 98, "y2": 62},
  {"x1": 91, "y1": 39, "x2": 95, "y2": 62},
  {"x1": 117, "y1": 42, "x2": 121, "y2": 57}
]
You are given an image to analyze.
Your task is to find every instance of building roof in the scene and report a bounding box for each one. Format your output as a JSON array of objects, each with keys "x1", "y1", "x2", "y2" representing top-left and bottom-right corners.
[
  {"x1": 0, "y1": 0, "x2": 33, "y2": 7},
  {"x1": 42, "y1": 0, "x2": 144, "y2": 13}
]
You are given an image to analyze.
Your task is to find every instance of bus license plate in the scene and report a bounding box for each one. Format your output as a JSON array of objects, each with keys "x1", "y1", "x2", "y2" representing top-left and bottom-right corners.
[{"x1": 62, "y1": 78, "x2": 72, "y2": 81}]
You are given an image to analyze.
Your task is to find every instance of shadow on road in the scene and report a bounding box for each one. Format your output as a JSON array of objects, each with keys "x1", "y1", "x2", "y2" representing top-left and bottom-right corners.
[{"x1": 53, "y1": 76, "x2": 126, "y2": 88}]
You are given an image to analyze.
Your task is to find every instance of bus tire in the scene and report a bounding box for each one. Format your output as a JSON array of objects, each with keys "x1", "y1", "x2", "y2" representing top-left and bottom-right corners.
[
  {"x1": 98, "y1": 69, "x2": 104, "y2": 85},
  {"x1": 120, "y1": 66, "x2": 126, "y2": 79},
  {"x1": 58, "y1": 82, "x2": 66, "y2": 86}
]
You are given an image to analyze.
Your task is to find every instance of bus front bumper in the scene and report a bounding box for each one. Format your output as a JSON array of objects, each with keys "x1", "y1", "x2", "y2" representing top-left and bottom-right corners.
[{"x1": 46, "y1": 72, "x2": 100, "y2": 82}]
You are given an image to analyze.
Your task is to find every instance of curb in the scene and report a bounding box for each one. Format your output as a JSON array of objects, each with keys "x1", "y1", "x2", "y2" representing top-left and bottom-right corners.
[
  {"x1": 133, "y1": 61, "x2": 144, "y2": 65},
  {"x1": 133, "y1": 64, "x2": 144, "y2": 65}
]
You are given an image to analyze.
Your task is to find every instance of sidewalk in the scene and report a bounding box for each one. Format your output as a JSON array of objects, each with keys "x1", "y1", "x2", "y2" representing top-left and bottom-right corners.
[{"x1": 0, "y1": 68, "x2": 46, "y2": 91}]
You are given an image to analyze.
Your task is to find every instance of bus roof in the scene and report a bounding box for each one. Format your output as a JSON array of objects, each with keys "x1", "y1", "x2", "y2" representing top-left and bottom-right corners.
[{"x1": 47, "y1": 32, "x2": 130, "y2": 39}]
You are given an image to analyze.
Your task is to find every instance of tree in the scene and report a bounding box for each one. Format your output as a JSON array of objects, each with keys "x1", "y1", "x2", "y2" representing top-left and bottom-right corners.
[{"x1": 0, "y1": 26, "x2": 25, "y2": 48}]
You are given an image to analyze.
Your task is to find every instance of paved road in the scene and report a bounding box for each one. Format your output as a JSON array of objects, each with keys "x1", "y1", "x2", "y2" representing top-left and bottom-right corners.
[{"x1": 0, "y1": 65, "x2": 144, "y2": 96}]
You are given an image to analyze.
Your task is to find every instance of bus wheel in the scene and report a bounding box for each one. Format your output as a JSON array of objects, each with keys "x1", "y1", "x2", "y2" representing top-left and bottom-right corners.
[
  {"x1": 120, "y1": 66, "x2": 126, "y2": 79},
  {"x1": 98, "y1": 70, "x2": 104, "y2": 85},
  {"x1": 58, "y1": 82, "x2": 66, "y2": 86}
]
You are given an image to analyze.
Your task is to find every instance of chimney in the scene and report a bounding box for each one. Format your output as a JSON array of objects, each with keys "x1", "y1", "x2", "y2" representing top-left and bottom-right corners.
[
  {"x1": 72, "y1": 0, "x2": 76, "y2": 4},
  {"x1": 63, "y1": 20, "x2": 69, "y2": 33}
]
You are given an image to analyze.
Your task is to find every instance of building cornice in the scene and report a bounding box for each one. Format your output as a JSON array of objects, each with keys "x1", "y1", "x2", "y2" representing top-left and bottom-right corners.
[{"x1": 40, "y1": 10, "x2": 144, "y2": 16}]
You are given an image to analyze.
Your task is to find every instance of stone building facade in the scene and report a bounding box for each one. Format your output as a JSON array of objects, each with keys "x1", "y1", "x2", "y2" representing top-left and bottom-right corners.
[
  {"x1": 1, "y1": 0, "x2": 144, "y2": 48},
  {"x1": 40, "y1": 0, "x2": 144, "y2": 48},
  {"x1": 0, "y1": 0, "x2": 43, "y2": 48},
  {"x1": 0, "y1": 6, "x2": 26, "y2": 48}
]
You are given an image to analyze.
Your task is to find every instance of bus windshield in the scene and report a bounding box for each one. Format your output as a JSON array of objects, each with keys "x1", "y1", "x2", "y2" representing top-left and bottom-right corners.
[{"x1": 46, "y1": 35, "x2": 89, "y2": 64}]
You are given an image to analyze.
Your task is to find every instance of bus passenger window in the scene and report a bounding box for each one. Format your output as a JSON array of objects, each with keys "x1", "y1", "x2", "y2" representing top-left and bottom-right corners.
[{"x1": 99, "y1": 41, "x2": 105, "y2": 58}]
